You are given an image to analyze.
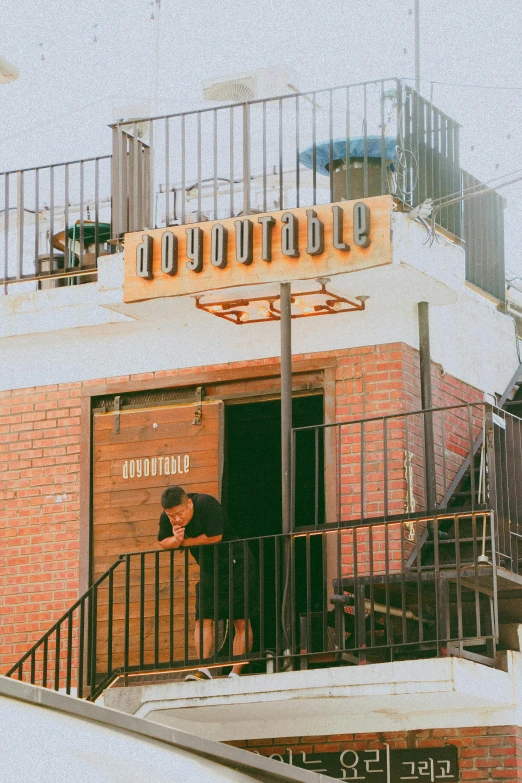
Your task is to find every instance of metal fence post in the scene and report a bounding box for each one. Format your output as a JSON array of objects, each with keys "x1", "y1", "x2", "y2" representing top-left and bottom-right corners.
[
  {"x1": 242, "y1": 103, "x2": 251, "y2": 216},
  {"x1": 111, "y1": 125, "x2": 122, "y2": 240},
  {"x1": 484, "y1": 404, "x2": 500, "y2": 559}
]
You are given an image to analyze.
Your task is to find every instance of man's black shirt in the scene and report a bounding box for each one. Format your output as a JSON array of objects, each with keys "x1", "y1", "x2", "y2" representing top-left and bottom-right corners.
[{"x1": 158, "y1": 493, "x2": 238, "y2": 564}]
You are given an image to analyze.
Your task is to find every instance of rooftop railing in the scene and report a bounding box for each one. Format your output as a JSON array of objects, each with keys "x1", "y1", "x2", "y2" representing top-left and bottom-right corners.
[
  {"x1": 110, "y1": 78, "x2": 462, "y2": 234},
  {"x1": 0, "y1": 155, "x2": 112, "y2": 294}
]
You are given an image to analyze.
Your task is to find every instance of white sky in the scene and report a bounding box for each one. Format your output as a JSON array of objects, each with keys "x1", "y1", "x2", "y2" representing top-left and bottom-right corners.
[{"x1": 2, "y1": 0, "x2": 522, "y2": 275}]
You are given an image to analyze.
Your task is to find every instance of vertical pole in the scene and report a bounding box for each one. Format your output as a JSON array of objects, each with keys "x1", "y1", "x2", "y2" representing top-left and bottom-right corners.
[
  {"x1": 281, "y1": 282, "x2": 292, "y2": 533},
  {"x1": 485, "y1": 404, "x2": 500, "y2": 563},
  {"x1": 415, "y1": 0, "x2": 421, "y2": 95},
  {"x1": 243, "y1": 103, "x2": 251, "y2": 217},
  {"x1": 280, "y1": 282, "x2": 293, "y2": 667},
  {"x1": 419, "y1": 301, "x2": 436, "y2": 510},
  {"x1": 152, "y1": 0, "x2": 161, "y2": 116}
]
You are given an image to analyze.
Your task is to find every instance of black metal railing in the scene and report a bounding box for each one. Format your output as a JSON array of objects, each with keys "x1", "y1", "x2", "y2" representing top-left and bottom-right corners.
[
  {"x1": 487, "y1": 407, "x2": 522, "y2": 575},
  {"x1": 5, "y1": 510, "x2": 500, "y2": 699},
  {"x1": 292, "y1": 401, "x2": 488, "y2": 531},
  {"x1": 0, "y1": 155, "x2": 112, "y2": 293}
]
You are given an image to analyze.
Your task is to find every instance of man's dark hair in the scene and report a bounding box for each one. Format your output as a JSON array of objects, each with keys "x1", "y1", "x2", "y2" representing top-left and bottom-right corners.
[{"x1": 161, "y1": 485, "x2": 188, "y2": 509}]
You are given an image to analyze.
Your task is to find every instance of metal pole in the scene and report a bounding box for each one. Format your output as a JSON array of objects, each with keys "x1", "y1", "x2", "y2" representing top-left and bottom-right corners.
[
  {"x1": 153, "y1": 0, "x2": 161, "y2": 115},
  {"x1": 281, "y1": 282, "x2": 292, "y2": 533},
  {"x1": 418, "y1": 301, "x2": 436, "y2": 510},
  {"x1": 414, "y1": 0, "x2": 421, "y2": 95},
  {"x1": 242, "y1": 103, "x2": 251, "y2": 216},
  {"x1": 280, "y1": 282, "x2": 294, "y2": 668}
]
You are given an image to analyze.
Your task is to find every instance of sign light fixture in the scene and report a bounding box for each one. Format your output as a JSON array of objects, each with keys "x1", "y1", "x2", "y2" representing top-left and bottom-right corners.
[{"x1": 195, "y1": 278, "x2": 368, "y2": 325}]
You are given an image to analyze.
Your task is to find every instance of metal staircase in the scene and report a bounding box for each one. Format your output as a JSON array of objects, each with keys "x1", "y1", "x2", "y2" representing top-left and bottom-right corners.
[{"x1": 437, "y1": 363, "x2": 522, "y2": 513}]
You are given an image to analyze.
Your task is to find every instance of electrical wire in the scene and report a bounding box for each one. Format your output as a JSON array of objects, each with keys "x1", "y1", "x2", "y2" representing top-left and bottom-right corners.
[
  {"x1": 430, "y1": 166, "x2": 522, "y2": 207},
  {"x1": 400, "y1": 76, "x2": 522, "y2": 92},
  {"x1": 427, "y1": 170, "x2": 522, "y2": 244}
]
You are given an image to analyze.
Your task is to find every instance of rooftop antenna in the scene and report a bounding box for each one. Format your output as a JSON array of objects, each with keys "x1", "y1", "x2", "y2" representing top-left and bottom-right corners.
[
  {"x1": 150, "y1": 0, "x2": 161, "y2": 114},
  {"x1": 414, "y1": 0, "x2": 420, "y2": 94}
]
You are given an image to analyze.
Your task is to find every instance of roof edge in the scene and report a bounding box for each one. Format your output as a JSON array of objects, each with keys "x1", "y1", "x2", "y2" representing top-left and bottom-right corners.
[{"x1": 0, "y1": 676, "x2": 335, "y2": 783}]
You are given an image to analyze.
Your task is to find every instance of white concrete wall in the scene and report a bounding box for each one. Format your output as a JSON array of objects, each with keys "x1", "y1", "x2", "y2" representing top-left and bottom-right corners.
[
  {"x1": 0, "y1": 214, "x2": 517, "y2": 398},
  {"x1": 0, "y1": 677, "x2": 330, "y2": 783}
]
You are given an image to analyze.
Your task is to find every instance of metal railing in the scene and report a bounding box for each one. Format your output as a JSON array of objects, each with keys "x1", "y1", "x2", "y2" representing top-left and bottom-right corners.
[
  {"x1": 5, "y1": 511, "x2": 499, "y2": 698},
  {"x1": 110, "y1": 79, "x2": 461, "y2": 235},
  {"x1": 463, "y1": 170, "x2": 506, "y2": 303},
  {"x1": 0, "y1": 155, "x2": 112, "y2": 293},
  {"x1": 291, "y1": 402, "x2": 487, "y2": 531},
  {"x1": 487, "y1": 407, "x2": 522, "y2": 575}
]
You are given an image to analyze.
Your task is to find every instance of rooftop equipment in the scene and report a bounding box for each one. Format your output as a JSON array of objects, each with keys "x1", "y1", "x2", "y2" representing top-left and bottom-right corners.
[{"x1": 203, "y1": 65, "x2": 299, "y2": 103}]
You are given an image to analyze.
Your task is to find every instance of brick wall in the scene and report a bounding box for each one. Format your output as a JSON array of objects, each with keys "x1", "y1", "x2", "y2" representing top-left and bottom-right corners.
[
  {"x1": 228, "y1": 726, "x2": 522, "y2": 782},
  {"x1": 334, "y1": 345, "x2": 483, "y2": 579},
  {"x1": 0, "y1": 344, "x2": 482, "y2": 671},
  {"x1": 0, "y1": 383, "x2": 82, "y2": 671}
]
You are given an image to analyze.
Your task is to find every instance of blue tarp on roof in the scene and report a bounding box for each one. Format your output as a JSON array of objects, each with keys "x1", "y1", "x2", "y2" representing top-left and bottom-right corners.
[{"x1": 299, "y1": 136, "x2": 398, "y2": 177}]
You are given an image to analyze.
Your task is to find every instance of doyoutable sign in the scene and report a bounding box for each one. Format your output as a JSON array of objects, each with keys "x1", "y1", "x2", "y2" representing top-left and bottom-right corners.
[
  {"x1": 270, "y1": 747, "x2": 459, "y2": 782},
  {"x1": 123, "y1": 195, "x2": 392, "y2": 303}
]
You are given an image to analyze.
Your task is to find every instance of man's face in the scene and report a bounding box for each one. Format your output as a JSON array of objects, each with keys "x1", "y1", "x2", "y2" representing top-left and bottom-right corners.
[{"x1": 164, "y1": 499, "x2": 193, "y2": 528}]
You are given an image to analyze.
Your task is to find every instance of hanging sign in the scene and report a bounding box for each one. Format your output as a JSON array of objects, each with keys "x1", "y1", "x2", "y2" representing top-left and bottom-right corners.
[{"x1": 123, "y1": 195, "x2": 392, "y2": 303}]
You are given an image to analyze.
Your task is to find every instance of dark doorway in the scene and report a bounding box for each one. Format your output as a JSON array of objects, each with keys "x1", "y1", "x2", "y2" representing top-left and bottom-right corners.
[
  {"x1": 222, "y1": 394, "x2": 325, "y2": 663},
  {"x1": 223, "y1": 394, "x2": 325, "y2": 536}
]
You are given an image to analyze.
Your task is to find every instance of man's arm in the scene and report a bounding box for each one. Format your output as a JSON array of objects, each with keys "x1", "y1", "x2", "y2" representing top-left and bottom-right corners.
[{"x1": 182, "y1": 533, "x2": 222, "y2": 547}]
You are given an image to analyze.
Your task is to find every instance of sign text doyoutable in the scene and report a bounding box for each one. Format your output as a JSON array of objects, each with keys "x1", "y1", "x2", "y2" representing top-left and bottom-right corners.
[{"x1": 123, "y1": 195, "x2": 392, "y2": 303}]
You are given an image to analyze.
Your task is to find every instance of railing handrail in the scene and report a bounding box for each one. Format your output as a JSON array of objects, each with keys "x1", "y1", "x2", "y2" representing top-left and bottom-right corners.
[
  {"x1": 4, "y1": 558, "x2": 124, "y2": 678},
  {"x1": 7, "y1": 508, "x2": 500, "y2": 697},
  {"x1": 109, "y1": 79, "x2": 461, "y2": 130},
  {"x1": 109, "y1": 77, "x2": 404, "y2": 129},
  {"x1": 292, "y1": 400, "x2": 490, "y2": 434},
  {"x1": 0, "y1": 154, "x2": 112, "y2": 178},
  {"x1": 96, "y1": 509, "x2": 488, "y2": 562}
]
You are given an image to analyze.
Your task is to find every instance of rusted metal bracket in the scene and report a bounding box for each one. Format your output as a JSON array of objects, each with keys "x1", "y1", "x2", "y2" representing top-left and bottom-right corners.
[
  {"x1": 113, "y1": 395, "x2": 121, "y2": 434},
  {"x1": 192, "y1": 387, "x2": 203, "y2": 425}
]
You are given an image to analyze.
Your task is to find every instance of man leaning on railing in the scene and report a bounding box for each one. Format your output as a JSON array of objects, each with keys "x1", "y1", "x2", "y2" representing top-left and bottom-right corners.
[{"x1": 158, "y1": 485, "x2": 258, "y2": 681}]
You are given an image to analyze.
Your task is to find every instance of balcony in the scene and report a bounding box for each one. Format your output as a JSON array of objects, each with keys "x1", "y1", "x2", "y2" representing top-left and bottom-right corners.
[
  {"x1": 6, "y1": 402, "x2": 522, "y2": 702},
  {"x1": 0, "y1": 79, "x2": 506, "y2": 303}
]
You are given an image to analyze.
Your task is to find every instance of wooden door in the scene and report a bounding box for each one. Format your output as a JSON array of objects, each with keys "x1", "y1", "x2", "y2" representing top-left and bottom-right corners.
[{"x1": 92, "y1": 400, "x2": 223, "y2": 672}]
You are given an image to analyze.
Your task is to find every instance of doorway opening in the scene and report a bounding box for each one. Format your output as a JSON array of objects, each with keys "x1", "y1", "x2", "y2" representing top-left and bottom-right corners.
[
  {"x1": 222, "y1": 394, "x2": 325, "y2": 663},
  {"x1": 223, "y1": 394, "x2": 325, "y2": 536}
]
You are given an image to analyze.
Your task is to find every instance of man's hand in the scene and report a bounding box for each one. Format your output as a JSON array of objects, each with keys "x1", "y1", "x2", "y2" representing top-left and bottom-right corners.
[{"x1": 158, "y1": 525, "x2": 185, "y2": 550}]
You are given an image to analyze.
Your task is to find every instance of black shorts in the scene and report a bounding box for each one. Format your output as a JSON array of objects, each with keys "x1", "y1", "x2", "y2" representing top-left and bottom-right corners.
[{"x1": 195, "y1": 545, "x2": 259, "y2": 621}]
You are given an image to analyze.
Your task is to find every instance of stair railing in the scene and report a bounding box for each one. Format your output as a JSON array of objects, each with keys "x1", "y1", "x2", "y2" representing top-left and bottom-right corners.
[
  {"x1": 5, "y1": 557, "x2": 125, "y2": 701},
  {"x1": 486, "y1": 405, "x2": 522, "y2": 577},
  {"x1": 6, "y1": 517, "x2": 501, "y2": 697}
]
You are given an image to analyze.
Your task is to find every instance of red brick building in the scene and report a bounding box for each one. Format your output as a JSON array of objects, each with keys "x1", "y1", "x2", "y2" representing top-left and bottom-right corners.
[{"x1": 2, "y1": 79, "x2": 522, "y2": 782}]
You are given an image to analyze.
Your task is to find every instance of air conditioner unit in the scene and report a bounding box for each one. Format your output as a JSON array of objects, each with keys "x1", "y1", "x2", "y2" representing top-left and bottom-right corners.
[{"x1": 203, "y1": 65, "x2": 300, "y2": 104}]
